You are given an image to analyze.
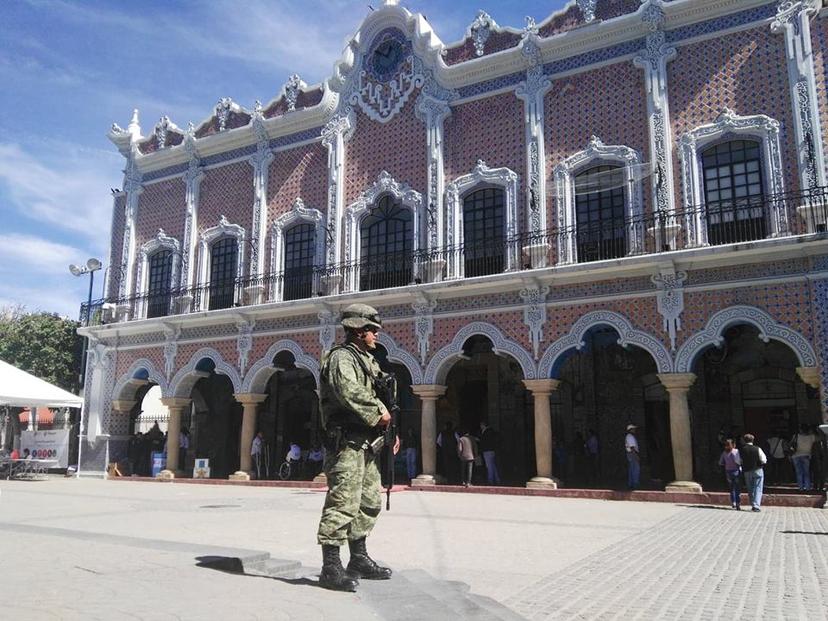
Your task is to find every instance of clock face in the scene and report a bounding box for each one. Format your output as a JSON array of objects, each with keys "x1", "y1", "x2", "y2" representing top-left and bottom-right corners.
[{"x1": 372, "y1": 39, "x2": 404, "y2": 77}]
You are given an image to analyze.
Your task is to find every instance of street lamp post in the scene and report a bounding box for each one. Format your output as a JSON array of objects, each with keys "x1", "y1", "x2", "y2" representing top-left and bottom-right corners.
[{"x1": 70, "y1": 258, "x2": 102, "y2": 478}]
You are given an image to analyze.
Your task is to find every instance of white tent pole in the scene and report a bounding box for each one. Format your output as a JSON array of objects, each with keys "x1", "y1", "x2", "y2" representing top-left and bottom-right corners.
[{"x1": 76, "y1": 399, "x2": 86, "y2": 478}]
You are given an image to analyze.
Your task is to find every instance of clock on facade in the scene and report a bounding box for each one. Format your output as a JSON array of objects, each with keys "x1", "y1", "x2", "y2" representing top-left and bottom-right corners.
[{"x1": 372, "y1": 38, "x2": 404, "y2": 77}]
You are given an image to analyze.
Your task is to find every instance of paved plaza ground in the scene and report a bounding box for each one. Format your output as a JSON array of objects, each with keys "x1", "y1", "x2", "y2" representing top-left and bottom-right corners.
[{"x1": 0, "y1": 479, "x2": 825, "y2": 620}]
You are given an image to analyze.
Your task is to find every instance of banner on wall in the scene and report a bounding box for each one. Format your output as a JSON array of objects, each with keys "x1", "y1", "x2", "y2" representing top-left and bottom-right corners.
[{"x1": 20, "y1": 429, "x2": 71, "y2": 468}]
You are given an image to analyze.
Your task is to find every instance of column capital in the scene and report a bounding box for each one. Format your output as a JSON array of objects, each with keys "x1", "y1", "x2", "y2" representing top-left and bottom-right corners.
[
  {"x1": 522, "y1": 378, "x2": 561, "y2": 394},
  {"x1": 657, "y1": 372, "x2": 696, "y2": 392},
  {"x1": 110, "y1": 400, "x2": 136, "y2": 413},
  {"x1": 160, "y1": 397, "x2": 192, "y2": 410},
  {"x1": 796, "y1": 366, "x2": 821, "y2": 389},
  {"x1": 233, "y1": 393, "x2": 268, "y2": 406},
  {"x1": 411, "y1": 384, "x2": 447, "y2": 400}
]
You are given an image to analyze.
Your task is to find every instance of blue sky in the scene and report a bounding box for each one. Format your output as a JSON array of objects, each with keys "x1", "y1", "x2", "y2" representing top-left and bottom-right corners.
[{"x1": 0, "y1": 0, "x2": 569, "y2": 318}]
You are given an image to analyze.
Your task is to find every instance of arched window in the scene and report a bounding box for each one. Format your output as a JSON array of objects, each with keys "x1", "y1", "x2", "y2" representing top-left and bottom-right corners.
[
  {"x1": 359, "y1": 195, "x2": 412, "y2": 291},
  {"x1": 574, "y1": 165, "x2": 627, "y2": 262},
  {"x1": 701, "y1": 140, "x2": 765, "y2": 244},
  {"x1": 462, "y1": 187, "x2": 504, "y2": 277},
  {"x1": 146, "y1": 249, "x2": 173, "y2": 318},
  {"x1": 209, "y1": 237, "x2": 238, "y2": 310},
  {"x1": 283, "y1": 222, "x2": 315, "y2": 301}
]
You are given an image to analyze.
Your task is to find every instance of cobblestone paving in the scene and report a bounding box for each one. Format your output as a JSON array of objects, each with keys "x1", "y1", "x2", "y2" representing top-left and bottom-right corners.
[{"x1": 505, "y1": 506, "x2": 828, "y2": 621}]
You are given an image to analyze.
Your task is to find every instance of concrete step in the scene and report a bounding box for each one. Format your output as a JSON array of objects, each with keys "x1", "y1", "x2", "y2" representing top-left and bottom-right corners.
[{"x1": 359, "y1": 568, "x2": 525, "y2": 620}]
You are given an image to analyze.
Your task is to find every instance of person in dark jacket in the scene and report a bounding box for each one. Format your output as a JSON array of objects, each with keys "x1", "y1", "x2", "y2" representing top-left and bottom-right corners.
[
  {"x1": 479, "y1": 422, "x2": 501, "y2": 485},
  {"x1": 740, "y1": 434, "x2": 768, "y2": 512}
]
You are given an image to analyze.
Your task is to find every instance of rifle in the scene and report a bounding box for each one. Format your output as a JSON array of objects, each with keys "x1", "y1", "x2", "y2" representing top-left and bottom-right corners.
[{"x1": 370, "y1": 372, "x2": 400, "y2": 510}]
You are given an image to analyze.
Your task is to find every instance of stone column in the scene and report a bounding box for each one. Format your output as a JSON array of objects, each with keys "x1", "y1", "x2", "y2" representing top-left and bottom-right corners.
[
  {"x1": 410, "y1": 385, "x2": 446, "y2": 486},
  {"x1": 657, "y1": 373, "x2": 702, "y2": 493},
  {"x1": 796, "y1": 366, "x2": 821, "y2": 390},
  {"x1": 158, "y1": 398, "x2": 191, "y2": 479},
  {"x1": 230, "y1": 393, "x2": 268, "y2": 481},
  {"x1": 523, "y1": 379, "x2": 560, "y2": 489}
]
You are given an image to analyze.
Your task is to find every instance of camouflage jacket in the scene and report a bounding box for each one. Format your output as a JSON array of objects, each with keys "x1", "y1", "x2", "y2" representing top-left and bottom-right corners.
[{"x1": 320, "y1": 343, "x2": 384, "y2": 430}]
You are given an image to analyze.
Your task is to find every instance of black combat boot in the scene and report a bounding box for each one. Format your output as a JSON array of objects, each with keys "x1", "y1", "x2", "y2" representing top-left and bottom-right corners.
[
  {"x1": 319, "y1": 544, "x2": 359, "y2": 592},
  {"x1": 346, "y1": 537, "x2": 392, "y2": 580}
]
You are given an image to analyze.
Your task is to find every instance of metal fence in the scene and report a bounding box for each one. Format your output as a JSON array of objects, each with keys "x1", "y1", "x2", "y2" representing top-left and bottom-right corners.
[{"x1": 81, "y1": 186, "x2": 828, "y2": 324}]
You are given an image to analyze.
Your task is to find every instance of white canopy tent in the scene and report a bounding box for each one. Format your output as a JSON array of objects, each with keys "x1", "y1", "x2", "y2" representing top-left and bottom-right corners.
[{"x1": 0, "y1": 359, "x2": 83, "y2": 408}]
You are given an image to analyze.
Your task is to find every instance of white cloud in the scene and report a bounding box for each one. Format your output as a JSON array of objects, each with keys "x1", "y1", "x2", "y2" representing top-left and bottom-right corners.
[
  {"x1": 0, "y1": 233, "x2": 85, "y2": 275},
  {"x1": 0, "y1": 231, "x2": 107, "y2": 317},
  {"x1": 0, "y1": 142, "x2": 121, "y2": 241}
]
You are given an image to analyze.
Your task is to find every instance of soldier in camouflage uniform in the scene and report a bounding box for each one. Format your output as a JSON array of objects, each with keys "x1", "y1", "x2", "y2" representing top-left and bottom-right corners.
[{"x1": 316, "y1": 303, "x2": 397, "y2": 592}]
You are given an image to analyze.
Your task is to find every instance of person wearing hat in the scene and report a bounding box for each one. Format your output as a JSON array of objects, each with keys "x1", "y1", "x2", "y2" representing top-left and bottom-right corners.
[
  {"x1": 315, "y1": 303, "x2": 399, "y2": 592},
  {"x1": 624, "y1": 424, "x2": 640, "y2": 490}
]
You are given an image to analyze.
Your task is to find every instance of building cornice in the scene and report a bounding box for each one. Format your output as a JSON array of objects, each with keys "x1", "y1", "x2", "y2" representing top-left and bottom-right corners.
[{"x1": 109, "y1": 0, "x2": 783, "y2": 173}]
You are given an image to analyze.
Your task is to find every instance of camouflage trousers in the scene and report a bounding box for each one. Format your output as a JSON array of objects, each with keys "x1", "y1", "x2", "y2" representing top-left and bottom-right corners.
[{"x1": 316, "y1": 445, "x2": 382, "y2": 546}]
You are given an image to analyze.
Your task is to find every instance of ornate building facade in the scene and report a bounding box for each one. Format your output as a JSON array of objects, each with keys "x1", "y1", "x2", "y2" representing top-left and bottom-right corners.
[{"x1": 80, "y1": 0, "x2": 828, "y2": 491}]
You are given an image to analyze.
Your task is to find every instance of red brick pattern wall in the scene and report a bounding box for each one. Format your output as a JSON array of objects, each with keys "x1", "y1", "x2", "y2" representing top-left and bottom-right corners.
[
  {"x1": 544, "y1": 61, "x2": 650, "y2": 225},
  {"x1": 115, "y1": 347, "x2": 166, "y2": 380},
  {"x1": 198, "y1": 162, "x2": 255, "y2": 235},
  {"x1": 668, "y1": 26, "x2": 798, "y2": 201},
  {"x1": 344, "y1": 96, "x2": 428, "y2": 205},
  {"x1": 265, "y1": 142, "x2": 328, "y2": 269},
  {"x1": 135, "y1": 179, "x2": 186, "y2": 244}
]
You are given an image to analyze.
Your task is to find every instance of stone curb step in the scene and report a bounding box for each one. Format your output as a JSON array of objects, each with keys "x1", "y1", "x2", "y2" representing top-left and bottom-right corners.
[{"x1": 108, "y1": 477, "x2": 825, "y2": 508}]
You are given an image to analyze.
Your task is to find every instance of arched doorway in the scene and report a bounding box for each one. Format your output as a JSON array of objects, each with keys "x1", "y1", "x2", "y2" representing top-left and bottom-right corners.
[
  {"x1": 261, "y1": 350, "x2": 319, "y2": 479},
  {"x1": 549, "y1": 327, "x2": 664, "y2": 489},
  {"x1": 437, "y1": 335, "x2": 532, "y2": 485},
  {"x1": 124, "y1": 382, "x2": 164, "y2": 476},
  {"x1": 687, "y1": 324, "x2": 821, "y2": 487},
  {"x1": 187, "y1": 358, "x2": 242, "y2": 479}
]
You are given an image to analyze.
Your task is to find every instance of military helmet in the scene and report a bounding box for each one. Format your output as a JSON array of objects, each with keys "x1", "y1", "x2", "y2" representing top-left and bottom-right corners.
[{"x1": 341, "y1": 303, "x2": 382, "y2": 330}]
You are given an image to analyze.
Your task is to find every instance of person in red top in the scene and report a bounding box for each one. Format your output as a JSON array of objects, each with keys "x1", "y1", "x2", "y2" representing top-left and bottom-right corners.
[{"x1": 10, "y1": 448, "x2": 19, "y2": 460}]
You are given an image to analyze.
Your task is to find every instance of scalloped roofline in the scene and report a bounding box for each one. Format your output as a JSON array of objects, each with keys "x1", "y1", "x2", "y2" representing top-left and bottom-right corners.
[{"x1": 108, "y1": 0, "x2": 782, "y2": 173}]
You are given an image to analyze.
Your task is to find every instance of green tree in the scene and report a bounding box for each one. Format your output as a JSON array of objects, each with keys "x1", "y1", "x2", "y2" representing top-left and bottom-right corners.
[{"x1": 0, "y1": 307, "x2": 83, "y2": 393}]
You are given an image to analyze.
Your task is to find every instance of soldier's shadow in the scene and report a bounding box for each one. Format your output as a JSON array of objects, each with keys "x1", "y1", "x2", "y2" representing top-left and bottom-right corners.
[{"x1": 195, "y1": 555, "x2": 319, "y2": 588}]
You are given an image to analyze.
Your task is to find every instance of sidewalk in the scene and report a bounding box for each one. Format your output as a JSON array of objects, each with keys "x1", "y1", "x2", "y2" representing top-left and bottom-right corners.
[{"x1": 0, "y1": 478, "x2": 825, "y2": 620}]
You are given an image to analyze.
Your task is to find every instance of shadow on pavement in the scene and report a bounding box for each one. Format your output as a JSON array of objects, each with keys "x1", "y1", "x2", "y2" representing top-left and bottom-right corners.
[
  {"x1": 195, "y1": 555, "x2": 319, "y2": 588},
  {"x1": 679, "y1": 504, "x2": 735, "y2": 511},
  {"x1": 780, "y1": 530, "x2": 828, "y2": 536}
]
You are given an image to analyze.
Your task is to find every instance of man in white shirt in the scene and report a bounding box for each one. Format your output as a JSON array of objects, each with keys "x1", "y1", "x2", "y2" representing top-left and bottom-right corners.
[
  {"x1": 251, "y1": 431, "x2": 263, "y2": 479},
  {"x1": 625, "y1": 424, "x2": 640, "y2": 490}
]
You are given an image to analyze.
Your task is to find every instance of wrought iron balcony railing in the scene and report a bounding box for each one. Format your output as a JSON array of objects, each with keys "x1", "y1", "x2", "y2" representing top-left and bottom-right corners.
[{"x1": 80, "y1": 186, "x2": 828, "y2": 325}]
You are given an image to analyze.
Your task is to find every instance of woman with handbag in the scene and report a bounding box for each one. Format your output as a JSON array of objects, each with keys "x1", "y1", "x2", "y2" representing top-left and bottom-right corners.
[
  {"x1": 790, "y1": 424, "x2": 817, "y2": 491},
  {"x1": 718, "y1": 438, "x2": 742, "y2": 510}
]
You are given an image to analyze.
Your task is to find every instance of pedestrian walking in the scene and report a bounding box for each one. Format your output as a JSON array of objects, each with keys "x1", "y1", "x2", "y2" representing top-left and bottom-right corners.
[
  {"x1": 402, "y1": 427, "x2": 418, "y2": 480},
  {"x1": 810, "y1": 426, "x2": 825, "y2": 492},
  {"x1": 765, "y1": 431, "x2": 787, "y2": 485},
  {"x1": 718, "y1": 438, "x2": 742, "y2": 510},
  {"x1": 458, "y1": 430, "x2": 476, "y2": 487},
  {"x1": 315, "y1": 303, "x2": 397, "y2": 592},
  {"x1": 740, "y1": 434, "x2": 767, "y2": 512},
  {"x1": 251, "y1": 431, "x2": 263, "y2": 479},
  {"x1": 790, "y1": 424, "x2": 817, "y2": 490},
  {"x1": 625, "y1": 424, "x2": 640, "y2": 490},
  {"x1": 479, "y1": 421, "x2": 501, "y2": 485},
  {"x1": 438, "y1": 422, "x2": 459, "y2": 484}
]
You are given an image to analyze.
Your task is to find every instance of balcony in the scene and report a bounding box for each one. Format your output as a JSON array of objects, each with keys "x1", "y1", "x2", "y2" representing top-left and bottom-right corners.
[{"x1": 81, "y1": 187, "x2": 828, "y2": 325}]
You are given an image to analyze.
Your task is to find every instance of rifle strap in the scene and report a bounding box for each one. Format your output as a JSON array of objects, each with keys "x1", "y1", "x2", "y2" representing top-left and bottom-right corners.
[{"x1": 329, "y1": 343, "x2": 377, "y2": 383}]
